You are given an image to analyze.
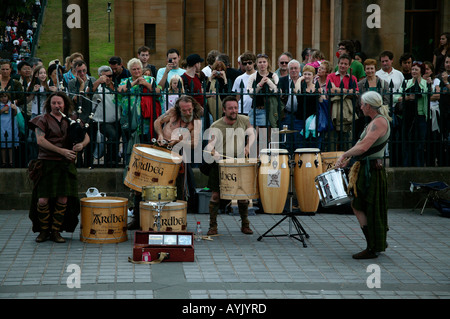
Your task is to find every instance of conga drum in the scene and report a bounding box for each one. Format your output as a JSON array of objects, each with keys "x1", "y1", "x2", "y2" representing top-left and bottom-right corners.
[
  {"x1": 294, "y1": 148, "x2": 322, "y2": 213},
  {"x1": 124, "y1": 144, "x2": 182, "y2": 192},
  {"x1": 321, "y1": 152, "x2": 345, "y2": 173},
  {"x1": 80, "y1": 197, "x2": 128, "y2": 243},
  {"x1": 140, "y1": 200, "x2": 187, "y2": 232},
  {"x1": 219, "y1": 158, "x2": 259, "y2": 200},
  {"x1": 258, "y1": 149, "x2": 290, "y2": 214}
]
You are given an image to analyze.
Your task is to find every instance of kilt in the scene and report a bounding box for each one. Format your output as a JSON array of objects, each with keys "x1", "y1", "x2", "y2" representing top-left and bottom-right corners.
[
  {"x1": 352, "y1": 159, "x2": 389, "y2": 253},
  {"x1": 34, "y1": 160, "x2": 78, "y2": 198},
  {"x1": 29, "y1": 159, "x2": 80, "y2": 233}
]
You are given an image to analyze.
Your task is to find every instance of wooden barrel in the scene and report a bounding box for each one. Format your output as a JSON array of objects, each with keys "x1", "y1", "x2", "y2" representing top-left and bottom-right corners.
[
  {"x1": 140, "y1": 200, "x2": 187, "y2": 232},
  {"x1": 124, "y1": 144, "x2": 182, "y2": 192},
  {"x1": 294, "y1": 148, "x2": 322, "y2": 213},
  {"x1": 80, "y1": 197, "x2": 128, "y2": 243},
  {"x1": 258, "y1": 149, "x2": 290, "y2": 214},
  {"x1": 219, "y1": 158, "x2": 259, "y2": 200}
]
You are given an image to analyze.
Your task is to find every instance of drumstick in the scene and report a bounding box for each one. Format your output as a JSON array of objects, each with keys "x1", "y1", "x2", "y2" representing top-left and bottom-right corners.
[{"x1": 202, "y1": 150, "x2": 234, "y2": 159}]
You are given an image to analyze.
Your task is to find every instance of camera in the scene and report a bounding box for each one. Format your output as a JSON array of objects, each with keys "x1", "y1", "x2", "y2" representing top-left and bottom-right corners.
[
  {"x1": 215, "y1": 71, "x2": 221, "y2": 75},
  {"x1": 168, "y1": 58, "x2": 173, "y2": 63}
]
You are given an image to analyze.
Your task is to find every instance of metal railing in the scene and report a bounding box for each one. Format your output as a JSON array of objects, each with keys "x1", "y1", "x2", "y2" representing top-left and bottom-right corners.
[{"x1": 1, "y1": 77, "x2": 449, "y2": 168}]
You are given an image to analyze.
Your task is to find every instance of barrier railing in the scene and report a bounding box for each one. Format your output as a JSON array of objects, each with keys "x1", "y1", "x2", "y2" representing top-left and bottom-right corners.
[{"x1": 0, "y1": 77, "x2": 448, "y2": 168}]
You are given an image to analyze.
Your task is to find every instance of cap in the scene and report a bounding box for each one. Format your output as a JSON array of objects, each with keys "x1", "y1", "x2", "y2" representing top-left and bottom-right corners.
[{"x1": 186, "y1": 54, "x2": 204, "y2": 66}]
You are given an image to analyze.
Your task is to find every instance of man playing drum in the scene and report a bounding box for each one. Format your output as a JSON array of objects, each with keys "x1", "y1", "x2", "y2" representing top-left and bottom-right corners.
[
  {"x1": 154, "y1": 95, "x2": 203, "y2": 149},
  {"x1": 205, "y1": 96, "x2": 256, "y2": 235},
  {"x1": 335, "y1": 91, "x2": 391, "y2": 259},
  {"x1": 155, "y1": 95, "x2": 203, "y2": 211}
]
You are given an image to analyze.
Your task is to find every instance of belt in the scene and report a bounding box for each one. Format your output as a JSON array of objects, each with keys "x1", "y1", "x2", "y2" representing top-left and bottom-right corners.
[{"x1": 255, "y1": 106, "x2": 265, "y2": 110}]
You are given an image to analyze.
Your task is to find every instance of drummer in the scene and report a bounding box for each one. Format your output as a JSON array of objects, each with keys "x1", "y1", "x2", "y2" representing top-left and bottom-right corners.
[
  {"x1": 154, "y1": 95, "x2": 204, "y2": 211},
  {"x1": 154, "y1": 95, "x2": 203, "y2": 149},
  {"x1": 335, "y1": 91, "x2": 391, "y2": 259},
  {"x1": 205, "y1": 96, "x2": 256, "y2": 235}
]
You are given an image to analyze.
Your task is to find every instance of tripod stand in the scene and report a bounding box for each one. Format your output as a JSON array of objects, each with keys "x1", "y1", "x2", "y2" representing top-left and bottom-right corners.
[{"x1": 256, "y1": 130, "x2": 310, "y2": 247}]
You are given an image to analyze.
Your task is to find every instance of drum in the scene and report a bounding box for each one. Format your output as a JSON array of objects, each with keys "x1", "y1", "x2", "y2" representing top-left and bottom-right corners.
[
  {"x1": 294, "y1": 148, "x2": 322, "y2": 213},
  {"x1": 140, "y1": 200, "x2": 187, "y2": 232},
  {"x1": 321, "y1": 151, "x2": 345, "y2": 173},
  {"x1": 258, "y1": 149, "x2": 290, "y2": 214},
  {"x1": 124, "y1": 144, "x2": 182, "y2": 192},
  {"x1": 142, "y1": 185, "x2": 177, "y2": 202},
  {"x1": 219, "y1": 158, "x2": 259, "y2": 200},
  {"x1": 315, "y1": 168, "x2": 352, "y2": 207},
  {"x1": 80, "y1": 197, "x2": 128, "y2": 243}
]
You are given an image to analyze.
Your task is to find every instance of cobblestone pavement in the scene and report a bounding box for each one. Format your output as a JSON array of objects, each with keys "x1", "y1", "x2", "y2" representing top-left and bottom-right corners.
[{"x1": 0, "y1": 208, "x2": 449, "y2": 303}]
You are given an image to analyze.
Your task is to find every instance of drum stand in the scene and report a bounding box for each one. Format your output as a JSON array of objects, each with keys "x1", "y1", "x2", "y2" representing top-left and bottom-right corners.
[
  {"x1": 257, "y1": 130, "x2": 309, "y2": 247},
  {"x1": 147, "y1": 194, "x2": 171, "y2": 232}
]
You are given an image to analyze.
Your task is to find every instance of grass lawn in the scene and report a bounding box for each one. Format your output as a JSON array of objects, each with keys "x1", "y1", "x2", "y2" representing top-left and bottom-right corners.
[{"x1": 36, "y1": 0, "x2": 114, "y2": 77}]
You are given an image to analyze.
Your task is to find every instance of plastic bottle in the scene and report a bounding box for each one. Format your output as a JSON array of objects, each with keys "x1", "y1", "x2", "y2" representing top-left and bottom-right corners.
[{"x1": 195, "y1": 221, "x2": 202, "y2": 242}]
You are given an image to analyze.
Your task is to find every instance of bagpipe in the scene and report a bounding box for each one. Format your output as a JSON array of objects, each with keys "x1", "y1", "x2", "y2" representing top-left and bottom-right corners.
[{"x1": 60, "y1": 95, "x2": 102, "y2": 145}]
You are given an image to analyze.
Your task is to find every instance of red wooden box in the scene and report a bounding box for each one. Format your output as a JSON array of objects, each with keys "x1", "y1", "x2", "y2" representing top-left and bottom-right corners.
[{"x1": 132, "y1": 231, "x2": 195, "y2": 262}]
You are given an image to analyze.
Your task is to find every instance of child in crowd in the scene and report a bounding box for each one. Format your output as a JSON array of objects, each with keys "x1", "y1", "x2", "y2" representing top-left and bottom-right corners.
[{"x1": 0, "y1": 92, "x2": 20, "y2": 168}]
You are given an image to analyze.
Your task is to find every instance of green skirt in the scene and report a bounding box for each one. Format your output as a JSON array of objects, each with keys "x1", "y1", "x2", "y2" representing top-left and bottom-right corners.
[
  {"x1": 352, "y1": 160, "x2": 389, "y2": 252},
  {"x1": 29, "y1": 160, "x2": 80, "y2": 233}
]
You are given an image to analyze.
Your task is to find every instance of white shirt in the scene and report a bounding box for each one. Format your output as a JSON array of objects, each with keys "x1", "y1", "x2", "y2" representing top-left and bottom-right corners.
[
  {"x1": 375, "y1": 67, "x2": 404, "y2": 92},
  {"x1": 93, "y1": 86, "x2": 120, "y2": 123},
  {"x1": 232, "y1": 72, "x2": 254, "y2": 114}
]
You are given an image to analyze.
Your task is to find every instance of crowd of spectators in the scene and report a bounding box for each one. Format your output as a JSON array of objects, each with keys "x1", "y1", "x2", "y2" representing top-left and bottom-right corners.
[{"x1": 0, "y1": 2, "x2": 448, "y2": 169}]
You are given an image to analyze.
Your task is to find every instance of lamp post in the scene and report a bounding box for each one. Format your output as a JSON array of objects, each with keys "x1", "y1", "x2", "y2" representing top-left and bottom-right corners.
[{"x1": 107, "y1": 2, "x2": 111, "y2": 43}]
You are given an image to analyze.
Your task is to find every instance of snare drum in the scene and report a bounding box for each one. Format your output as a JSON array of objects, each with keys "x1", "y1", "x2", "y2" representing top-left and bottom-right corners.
[
  {"x1": 294, "y1": 148, "x2": 322, "y2": 213},
  {"x1": 321, "y1": 151, "x2": 345, "y2": 173},
  {"x1": 219, "y1": 158, "x2": 259, "y2": 200},
  {"x1": 315, "y1": 168, "x2": 352, "y2": 207},
  {"x1": 124, "y1": 144, "x2": 182, "y2": 192},
  {"x1": 80, "y1": 197, "x2": 128, "y2": 243},
  {"x1": 258, "y1": 149, "x2": 290, "y2": 214},
  {"x1": 142, "y1": 185, "x2": 177, "y2": 202},
  {"x1": 140, "y1": 200, "x2": 187, "y2": 232}
]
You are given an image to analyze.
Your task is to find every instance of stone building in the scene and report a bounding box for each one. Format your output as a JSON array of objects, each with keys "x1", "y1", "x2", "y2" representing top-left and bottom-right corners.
[{"x1": 114, "y1": 0, "x2": 450, "y2": 69}]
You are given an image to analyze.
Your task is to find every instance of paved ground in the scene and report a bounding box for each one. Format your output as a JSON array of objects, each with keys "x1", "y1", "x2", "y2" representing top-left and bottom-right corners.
[{"x1": 0, "y1": 207, "x2": 449, "y2": 306}]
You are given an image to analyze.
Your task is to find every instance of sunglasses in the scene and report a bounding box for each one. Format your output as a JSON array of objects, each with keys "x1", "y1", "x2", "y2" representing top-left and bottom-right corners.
[
  {"x1": 242, "y1": 61, "x2": 253, "y2": 66},
  {"x1": 413, "y1": 61, "x2": 423, "y2": 65},
  {"x1": 257, "y1": 54, "x2": 269, "y2": 58},
  {"x1": 105, "y1": 74, "x2": 113, "y2": 78},
  {"x1": 279, "y1": 61, "x2": 289, "y2": 65}
]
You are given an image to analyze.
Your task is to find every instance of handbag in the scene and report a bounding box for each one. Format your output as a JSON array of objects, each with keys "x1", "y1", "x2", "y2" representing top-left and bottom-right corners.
[{"x1": 15, "y1": 109, "x2": 26, "y2": 136}]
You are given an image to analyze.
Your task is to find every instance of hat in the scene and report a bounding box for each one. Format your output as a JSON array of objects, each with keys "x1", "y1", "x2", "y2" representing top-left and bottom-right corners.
[{"x1": 186, "y1": 54, "x2": 204, "y2": 66}]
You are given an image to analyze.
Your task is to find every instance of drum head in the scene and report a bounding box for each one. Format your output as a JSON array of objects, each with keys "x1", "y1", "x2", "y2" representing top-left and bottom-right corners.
[
  {"x1": 294, "y1": 148, "x2": 321, "y2": 153},
  {"x1": 136, "y1": 145, "x2": 182, "y2": 162},
  {"x1": 260, "y1": 148, "x2": 289, "y2": 155}
]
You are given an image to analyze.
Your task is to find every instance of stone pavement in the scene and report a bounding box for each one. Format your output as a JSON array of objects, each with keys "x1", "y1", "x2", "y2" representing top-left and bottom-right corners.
[{"x1": 0, "y1": 207, "x2": 449, "y2": 304}]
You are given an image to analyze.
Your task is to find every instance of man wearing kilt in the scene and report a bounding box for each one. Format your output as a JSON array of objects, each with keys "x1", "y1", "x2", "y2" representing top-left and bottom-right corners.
[
  {"x1": 335, "y1": 91, "x2": 391, "y2": 259},
  {"x1": 28, "y1": 92, "x2": 90, "y2": 243}
]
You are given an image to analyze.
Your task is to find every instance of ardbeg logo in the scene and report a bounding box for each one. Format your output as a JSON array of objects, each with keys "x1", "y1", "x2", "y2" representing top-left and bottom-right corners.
[
  {"x1": 93, "y1": 213, "x2": 124, "y2": 225},
  {"x1": 132, "y1": 156, "x2": 165, "y2": 176}
]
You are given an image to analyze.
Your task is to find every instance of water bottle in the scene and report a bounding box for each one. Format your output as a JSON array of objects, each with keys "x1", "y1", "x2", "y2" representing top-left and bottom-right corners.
[{"x1": 195, "y1": 221, "x2": 202, "y2": 242}]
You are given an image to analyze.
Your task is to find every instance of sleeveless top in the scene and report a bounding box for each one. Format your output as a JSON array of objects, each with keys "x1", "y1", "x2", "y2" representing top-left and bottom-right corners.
[{"x1": 358, "y1": 114, "x2": 390, "y2": 160}]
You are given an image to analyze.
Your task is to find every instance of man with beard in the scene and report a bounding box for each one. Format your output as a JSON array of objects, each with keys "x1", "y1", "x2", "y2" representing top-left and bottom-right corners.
[
  {"x1": 154, "y1": 95, "x2": 203, "y2": 149},
  {"x1": 128, "y1": 95, "x2": 203, "y2": 229},
  {"x1": 205, "y1": 96, "x2": 256, "y2": 235}
]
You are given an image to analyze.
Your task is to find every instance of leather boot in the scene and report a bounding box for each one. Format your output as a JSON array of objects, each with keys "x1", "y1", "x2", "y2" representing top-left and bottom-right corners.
[
  {"x1": 238, "y1": 201, "x2": 253, "y2": 234},
  {"x1": 36, "y1": 203, "x2": 50, "y2": 243},
  {"x1": 352, "y1": 225, "x2": 377, "y2": 259},
  {"x1": 51, "y1": 201, "x2": 66, "y2": 243},
  {"x1": 207, "y1": 201, "x2": 220, "y2": 235}
]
